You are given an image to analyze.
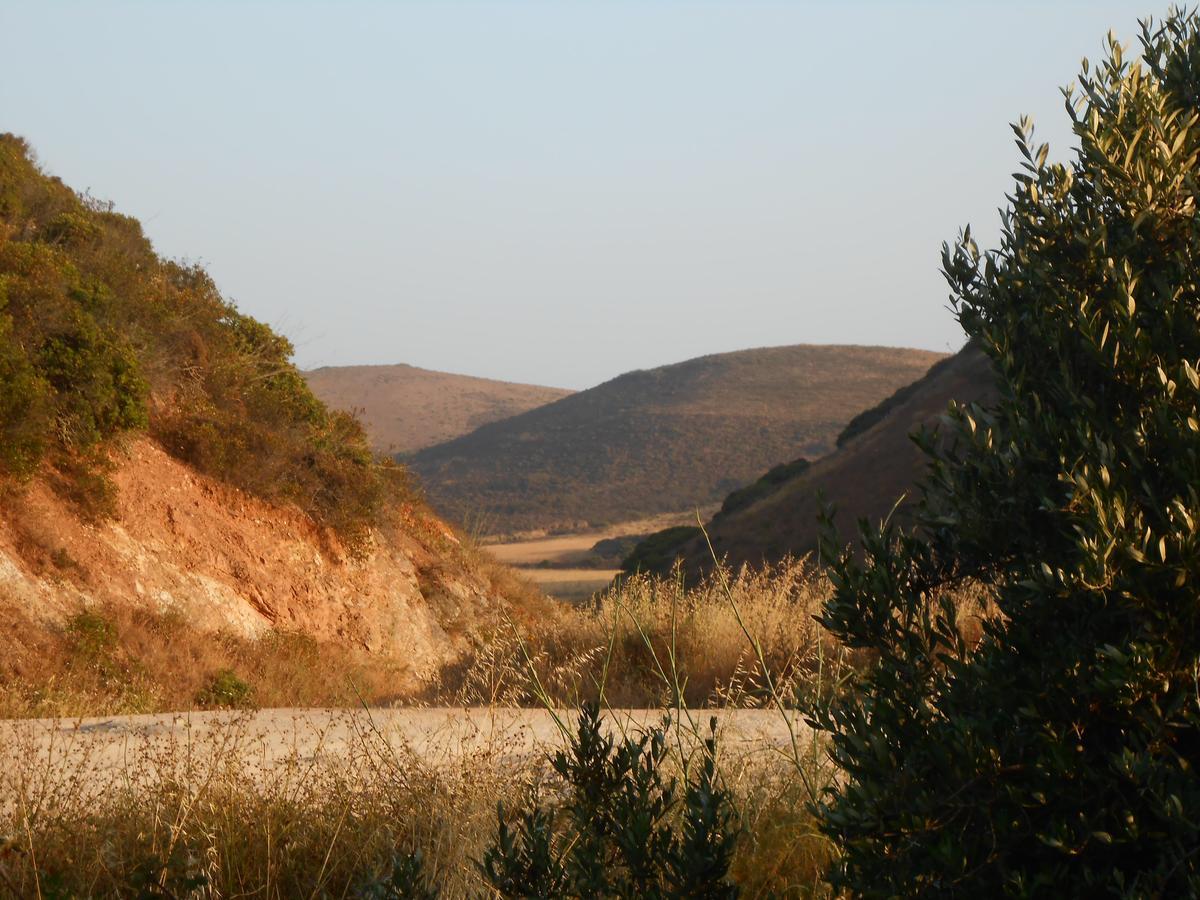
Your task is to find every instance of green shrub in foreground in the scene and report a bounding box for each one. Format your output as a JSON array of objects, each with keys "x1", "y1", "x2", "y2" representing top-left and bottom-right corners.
[
  {"x1": 481, "y1": 702, "x2": 740, "y2": 898},
  {"x1": 814, "y1": 11, "x2": 1200, "y2": 895}
]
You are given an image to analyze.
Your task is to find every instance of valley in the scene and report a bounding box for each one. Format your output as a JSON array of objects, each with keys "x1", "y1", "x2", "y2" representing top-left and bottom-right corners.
[{"x1": 480, "y1": 510, "x2": 716, "y2": 601}]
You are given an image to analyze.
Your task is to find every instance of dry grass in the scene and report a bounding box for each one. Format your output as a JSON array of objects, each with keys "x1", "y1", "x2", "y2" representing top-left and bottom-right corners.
[
  {"x1": 0, "y1": 559, "x2": 849, "y2": 896},
  {"x1": 0, "y1": 708, "x2": 837, "y2": 898},
  {"x1": 0, "y1": 601, "x2": 413, "y2": 719},
  {"x1": 0, "y1": 711, "x2": 535, "y2": 898},
  {"x1": 433, "y1": 557, "x2": 845, "y2": 710}
]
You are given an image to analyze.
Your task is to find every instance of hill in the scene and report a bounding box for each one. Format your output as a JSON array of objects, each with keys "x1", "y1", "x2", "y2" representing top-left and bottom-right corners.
[
  {"x1": 304, "y1": 364, "x2": 572, "y2": 454},
  {"x1": 629, "y1": 344, "x2": 996, "y2": 577},
  {"x1": 410, "y1": 345, "x2": 946, "y2": 536},
  {"x1": 0, "y1": 134, "x2": 541, "y2": 707}
]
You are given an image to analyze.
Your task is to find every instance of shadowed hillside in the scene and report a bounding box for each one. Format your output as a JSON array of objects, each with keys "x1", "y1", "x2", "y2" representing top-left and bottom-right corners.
[
  {"x1": 305, "y1": 364, "x2": 572, "y2": 453},
  {"x1": 632, "y1": 344, "x2": 995, "y2": 576},
  {"x1": 410, "y1": 345, "x2": 946, "y2": 536}
]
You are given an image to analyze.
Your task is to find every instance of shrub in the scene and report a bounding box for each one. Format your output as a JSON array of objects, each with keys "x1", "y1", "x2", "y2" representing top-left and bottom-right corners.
[
  {"x1": 196, "y1": 668, "x2": 255, "y2": 708},
  {"x1": 67, "y1": 609, "x2": 117, "y2": 660},
  {"x1": 621, "y1": 525, "x2": 702, "y2": 574},
  {"x1": 813, "y1": 11, "x2": 1200, "y2": 895},
  {"x1": 480, "y1": 702, "x2": 740, "y2": 898},
  {"x1": 48, "y1": 451, "x2": 120, "y2": 521}
]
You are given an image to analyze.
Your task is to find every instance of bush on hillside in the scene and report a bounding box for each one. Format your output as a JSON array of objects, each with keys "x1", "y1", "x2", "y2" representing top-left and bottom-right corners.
[
  {"x1": 0, "y1": 135, "x2": 403, "y2": 540},
  {"x1": 813, "y1": 12, "x2": 1200, "y2": 894},
  {"x1": 714, "y1": 457, "x2": 811, "y2": 519},
  {"x1": 620, "y1": 525, "x2": 702, "y2": 575}
]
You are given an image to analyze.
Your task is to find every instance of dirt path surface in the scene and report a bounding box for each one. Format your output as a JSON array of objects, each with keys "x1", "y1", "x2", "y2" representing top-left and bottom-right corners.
[{"x1": 0, "y1": 707, "x2": 807, "y2": 782}]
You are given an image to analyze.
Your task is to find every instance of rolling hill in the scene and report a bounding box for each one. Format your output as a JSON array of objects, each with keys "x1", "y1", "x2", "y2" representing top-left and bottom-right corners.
[
  {"x1": 631, "y1": 344, "x2": 996, "y2": 577},
  {"x1": 304, "y1": 364, "x2": 572, "y2": 454},
  {"x1": 409, "y1": 345, "x2": 947, "y2": 536}
]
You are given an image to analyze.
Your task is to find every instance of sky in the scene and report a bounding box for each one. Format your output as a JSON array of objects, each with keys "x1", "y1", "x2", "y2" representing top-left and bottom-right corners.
[{"x1": 2, "y1": 1, "x2": 1154, "y2": 389}]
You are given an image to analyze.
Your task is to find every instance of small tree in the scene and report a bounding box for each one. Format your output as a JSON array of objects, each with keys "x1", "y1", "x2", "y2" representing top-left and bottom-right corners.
[
  {"x1": 813, "y1": 10, "x2": 1200, "y2": 896},
  {"x1": 480, "y1": 702, "x2": 740, "y2": 899}
]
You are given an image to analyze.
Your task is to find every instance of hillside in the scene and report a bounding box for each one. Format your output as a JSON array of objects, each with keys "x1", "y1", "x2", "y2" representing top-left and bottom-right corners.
[
  {"x1": 632, "y1": 344, "x2": 996, "y2": 577},
  {"x1": 410, "y1": 345, "x2": 946, "y2": 535},
  {"x1": 0, "y1": 134, "x2": 537, "y2": 704},
  {"x1": 304, "y1": 364, "x2": 572, "y2": 453}
]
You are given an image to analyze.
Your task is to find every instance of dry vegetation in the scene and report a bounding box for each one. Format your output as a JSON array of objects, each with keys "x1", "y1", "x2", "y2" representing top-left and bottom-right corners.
[
  {"x1": 0, "y1": 558, "x2": 842, "y2": 718},
  {"x1": 0, "y1": 706, "x2": 836, "y2": 898},
  {"x1": 434, "y1": 559, "x2": 848, "y2": 710},
  {"x1": 0, "y1": 601, "x2": 414, "y2": 719},
  {"x1": 0, "y1": 555, "x2": 997, "y2": 896},
  {"x1": 0, "y1": 559, "x2": 865, "y2": 896}
]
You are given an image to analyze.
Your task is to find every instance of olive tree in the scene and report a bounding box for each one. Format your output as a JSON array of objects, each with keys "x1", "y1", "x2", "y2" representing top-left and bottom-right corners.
[{"x1": 814, "y1": 11, "x2": 1200, "y2": 896}]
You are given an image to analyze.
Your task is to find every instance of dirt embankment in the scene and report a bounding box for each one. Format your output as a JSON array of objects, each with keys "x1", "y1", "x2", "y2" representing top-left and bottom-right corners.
[{"x1": 0, "y1": 439, "x2": 513, "y2": 686}]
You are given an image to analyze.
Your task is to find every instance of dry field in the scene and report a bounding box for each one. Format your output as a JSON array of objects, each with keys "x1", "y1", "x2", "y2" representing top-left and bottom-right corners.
[
  {"x1": 516, "y1": 567, "x2": 623, "y2": 604},
  {"x1": 481, "y1": 510, "x2": 715, "y2": 602},
  {"x1": 481, "y1": 510, "x2": 708, "y2": 565}
]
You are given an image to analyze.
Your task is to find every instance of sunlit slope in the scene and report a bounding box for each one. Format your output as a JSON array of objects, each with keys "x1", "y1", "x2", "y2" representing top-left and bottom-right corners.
[
  {"x1": 410, "y1": 345, "x2": 945, "y2": 535},
  {"x1": 305, "y1": 364, "x2": 572, "y2": 454}
]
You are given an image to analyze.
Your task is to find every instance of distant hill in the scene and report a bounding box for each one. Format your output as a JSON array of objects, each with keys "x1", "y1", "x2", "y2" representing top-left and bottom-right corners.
[
  {"x1": 632, "y1": 344, "x2": 996, "y2": 577},
  {"x1": 410, "y1": 345, "x2": 947, "y2": 536},
  {"x1": 304, "y1": 364, "x2": 572, "y2": 454}
]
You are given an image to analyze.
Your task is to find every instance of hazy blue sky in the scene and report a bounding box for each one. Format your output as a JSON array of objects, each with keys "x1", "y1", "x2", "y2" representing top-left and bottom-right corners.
[{"x1": 3, "y1": 1, "x2": 1150, "y2": 388}]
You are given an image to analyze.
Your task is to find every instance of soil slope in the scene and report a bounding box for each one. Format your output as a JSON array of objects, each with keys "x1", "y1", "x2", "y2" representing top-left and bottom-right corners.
[
  {"x1": 305, "y1": 364, "x2": 572, "y2": 454},
  {"x1": 0, "y1": 438, "x2": 510, "y2": 688},
  {"x1": 411, "y1": 345, "x2": 946, "y2": 536}
]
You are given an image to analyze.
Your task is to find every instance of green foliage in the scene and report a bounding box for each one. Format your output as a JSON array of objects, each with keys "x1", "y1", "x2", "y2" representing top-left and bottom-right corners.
[
  {"x1": 813, "y1": 11, "x2": 1200, "y2": 895},
  {"x1": 715, "y1": 456, "x2": 811, "y2": 519},
  {"x1": 0, "y1": 133, "x2": 404, "y2": 537},
  {"x1": 48, "y1": 448, "x2": 120, "y2": 522},
  {"x1": 0, "y1": 300, "x2": 48, "y2": 476},
  {"x1": 67, "y1": 609, "x2": 117, "y2": 660},
  {"x1": 195, "y1": 668, "x2": 255, "y2": 709},
  {"x1": 621, "y1": 525, "x2": 702, "y2": 575},
  {"x1": 356, "y1": 849, "x2": 440, "y2": 899},
  {"x1": 480, "y1": 702, "x2": 740, "y2": 898}
]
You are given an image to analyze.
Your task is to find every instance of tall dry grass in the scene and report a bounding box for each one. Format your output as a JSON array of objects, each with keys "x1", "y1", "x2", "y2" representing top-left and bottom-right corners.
[
  {"x1": 435, "y1": 557, "x2": 847, "y2": 710},
  {"x1": 0, "y1": 711, "x2": 535, "y2": 898},
  {"x1": 0, "y1": 558, "x2": 848, "y2": 896},
  {"x1": 0, "y1": 708, "x2": 838, "y2": 898}
]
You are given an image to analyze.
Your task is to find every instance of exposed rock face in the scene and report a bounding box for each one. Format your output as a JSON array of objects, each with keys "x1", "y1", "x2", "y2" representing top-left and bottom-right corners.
[{"x1": 0, "y1": 439, "x2": 498, "y2": 684}]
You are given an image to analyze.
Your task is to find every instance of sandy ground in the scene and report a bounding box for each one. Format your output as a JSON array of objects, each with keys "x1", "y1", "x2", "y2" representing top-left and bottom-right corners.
[{"x1": 0, "y1": 708, "x2": 807, "y2": 784}]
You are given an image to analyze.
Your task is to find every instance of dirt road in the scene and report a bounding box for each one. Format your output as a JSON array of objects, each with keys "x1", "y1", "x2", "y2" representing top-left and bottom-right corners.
[{"x1": 0, "y1": 707, "x2": 808, "y2": 783}]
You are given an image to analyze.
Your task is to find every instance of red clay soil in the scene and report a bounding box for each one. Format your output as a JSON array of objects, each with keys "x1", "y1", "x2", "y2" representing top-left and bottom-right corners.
[{"x1": 0, "y1": 438, "x2": 514, "y2": 686}]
